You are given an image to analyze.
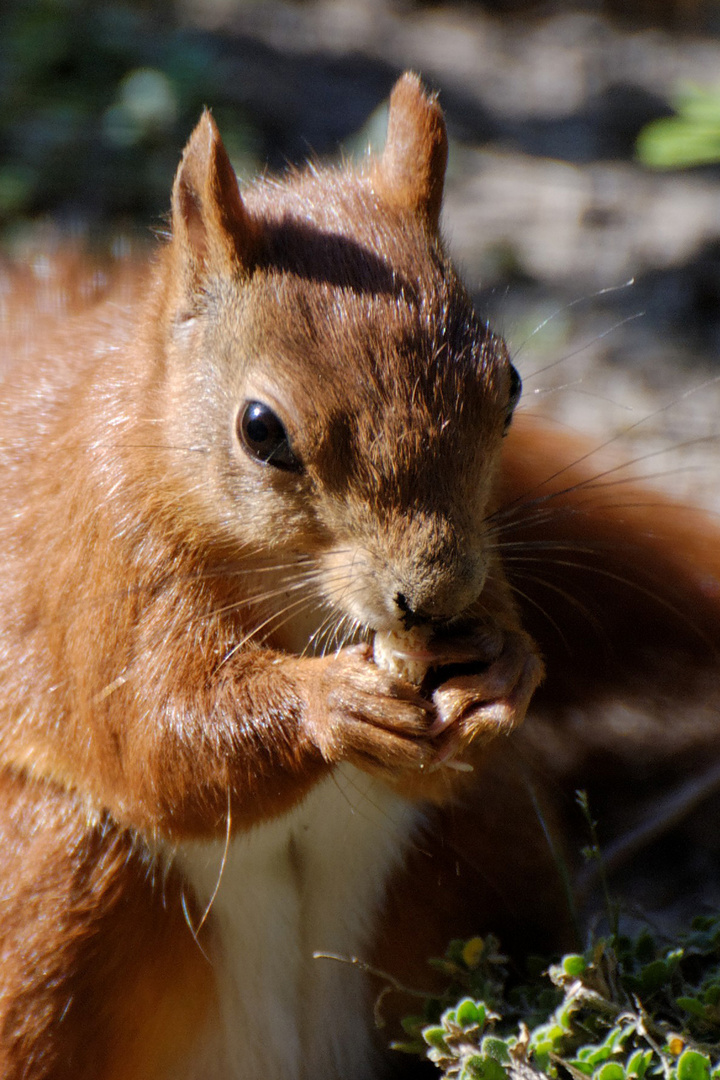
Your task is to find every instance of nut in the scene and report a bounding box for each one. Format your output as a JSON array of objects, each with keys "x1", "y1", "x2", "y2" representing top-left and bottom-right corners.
[{"x1": 373, "y1": 628, "x2": 431, "y2": 685}]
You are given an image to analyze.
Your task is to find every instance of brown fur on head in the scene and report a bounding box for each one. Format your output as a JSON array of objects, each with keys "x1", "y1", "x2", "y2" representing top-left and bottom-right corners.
[
  {"x1": 0, "y1": 71, "x2": 534, "y2": 848},
  {"x1": 154, "y1": 72, "x2": 519, "y2": 642}
]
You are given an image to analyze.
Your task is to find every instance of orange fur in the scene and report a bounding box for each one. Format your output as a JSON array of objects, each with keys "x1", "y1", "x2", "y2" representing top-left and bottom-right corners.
[{"x1": 0, "y1": 72, "x2": 719, "y2": 1076}]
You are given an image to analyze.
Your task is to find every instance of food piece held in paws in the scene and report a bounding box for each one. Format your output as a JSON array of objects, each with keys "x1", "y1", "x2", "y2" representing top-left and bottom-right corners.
[{"x1": 372, "y1": 627, "x2": 433, "y2": 685}]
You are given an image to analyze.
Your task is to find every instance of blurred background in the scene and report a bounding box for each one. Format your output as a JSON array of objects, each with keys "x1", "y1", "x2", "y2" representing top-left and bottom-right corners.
[{"x1": 2, "y1": 0, "x2": 720, "y2": 501}]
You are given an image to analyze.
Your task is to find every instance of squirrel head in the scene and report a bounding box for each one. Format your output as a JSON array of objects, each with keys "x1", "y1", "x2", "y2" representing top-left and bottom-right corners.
[{"x1": 152, "y1": 73, "x2": 521, "y2": 641}]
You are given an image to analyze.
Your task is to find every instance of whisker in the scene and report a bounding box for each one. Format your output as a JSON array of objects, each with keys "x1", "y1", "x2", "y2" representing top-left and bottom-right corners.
[
  {"x1": 522, "y1": 309, "x2": 645, "y2": 379},
  {"x1": 305, "y1": 607, "x2": 344, "y2": 659},
  {"x1": 506, "y1": 397, "x2": 720, "y2": 516},
  {"x1": 523, "y1": 773, "x2": 582, "y2": 946},
  {"x1": 180, "y1": 890, "x2": 212, "y2": 965},
  {"x1": 209, "y1": 579, "x2": 319, "y2": 620},
  {"x1": 493, "y1": 540, "x2": 601, "y2": 555},
  {"x1": 488, "y1": 443, "x2": 720, "y2": 536},
  {"x1": 507, "y1": 566, "x2": 610, "y2": 650},
  {"x1": 512, "y1": 278, "x2": 636, "y2": 362},
  {"x1": 505, "y1": 580, "x2": 569, "y2": 651},
  {"x1": 194, "y1": 787, "x2": 233, "y2": 937},
  {"x1": 218, "y1": 593, "x2": 323, "y2": 667},
  {"x1": 511, "y1": 555, "x2": 715, "y2": 650},
  {"x1": 528, "y1": 384, "x2": 636, "y2": 411}
]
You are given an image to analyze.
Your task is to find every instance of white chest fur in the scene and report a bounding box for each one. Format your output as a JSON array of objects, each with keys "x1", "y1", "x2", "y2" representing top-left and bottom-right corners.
[{"x1": 173, "y1": 765, "x2": 423, "y2": 1080}]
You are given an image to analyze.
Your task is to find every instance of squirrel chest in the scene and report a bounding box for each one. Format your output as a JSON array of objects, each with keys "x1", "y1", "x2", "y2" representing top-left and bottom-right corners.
[{"x1": 174, "y1": 769, "x2": 420, "y2": 1077}]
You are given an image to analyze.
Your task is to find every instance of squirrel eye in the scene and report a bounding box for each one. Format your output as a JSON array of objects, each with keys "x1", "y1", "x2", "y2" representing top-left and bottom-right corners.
[
  {"x1": 237, "y1": 401, "x2": 302, "y2": 472},
  {"x1": 503, "y1": 363, "x2": 522, "y2": 434}
]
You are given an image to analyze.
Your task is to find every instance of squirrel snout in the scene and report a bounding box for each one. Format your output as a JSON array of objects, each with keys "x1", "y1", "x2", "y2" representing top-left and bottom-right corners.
[
  {"x1": 320, "y1": 528, "x2": 488, "y2": 634},
  {"x1": 390, "y1": 583, "x2": 478, "y2": 631},
  {"x1": 388, "y1": 554, "x2": 487, "y2": 631},
  {"x1": 394, "y1": 590, "x2": 458, "y2": 631},
  {"x1": 394, "y1": 591, "x2": 428, "y2": 630},
  {"x1": 323, "y1": 540, "x2": 487, "y2": 630}
]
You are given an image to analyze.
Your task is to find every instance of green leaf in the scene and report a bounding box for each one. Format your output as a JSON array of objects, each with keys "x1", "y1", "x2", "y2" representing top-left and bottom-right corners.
[
  {"x1": 400, "y1": 1015, "x2": 425, "y2": 1035},
  {"x1": 585, "y1": 1047, "x2": 613, "y2": 1067},
  {"x1": 461, "y1": 1056, "x2": 507, "y2": 1080},
  {"x1": 568, "y1": 1060, "x2": 594, "y2": 1076},
  {"x1": 563, "y1": 954, "x2": 588, "y2": 977},
  {"x1": 446, "y1": 939, "x2": 471, "y2": 966},
  {"x1": 456, "y1": 998, "x2": 483, "y2": 1028},
  {"x1": 665, "y1": 948, "x2": 684, "y2": 969},
  {"x1": 676, "y1": 85, "x2": 720, "y2": 124},
  {"x1": 595, "y1": 1063, "x2": 626, "y2": 1080},
  {"x1": 460, "y1": 1057, "x2": 487, "y2": 1080},
  {"x1": 637, "y1": 117, "x2": 720, "y2": 169},
  {"x1": 636, "y1": 83, "x2": 720, "y2": 169},
  {"x1": 557, "y1": 1003, "x2": 577, "y2": 1031},
  {"x1": 677, "y1": 996, "x2": 708, "y2": 1019},
  {"x1": 634, "y1": 932, "x2": 656, "y2": 964},
  {"x1": 626, "y1": 1049, "x2": 653, "y2": 1079},
  {"x1": 692, "y1": 916, "x2": 715, "y2": 932},
  {"x1": 390, "y1": 1039, "x2": 425, "y2": 1055},
  {"x1": 481, "y1": 1036, "x2": 512, "y2": 1064},
  {"x1": 531, "y1": 1046, "x2": 554, "y2": 1073},
  {"x1": 423, "y1": 1026, "x2": 449, "y2": 1052},
  {"x1": 429, "y1": 958, "x2": 463, "y2": 977},
  {"x1": 606, "y1": 1027, "x2": 633, "y2": 1051},
  {"x1": 638, "y1": 959, "x2": 670, "y2": 992},
  {"x1": 462, "y1": 938, "x2": 487, "y2": 969},
  {"x1": 677, "y1": 1050, "x2": 711, "y2": 1080}
]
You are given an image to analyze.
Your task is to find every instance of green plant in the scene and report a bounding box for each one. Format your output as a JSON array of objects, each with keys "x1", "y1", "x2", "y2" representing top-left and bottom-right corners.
[
  {"x1": 394, "y1": 915, "x2": 720, "y2": 1080},
  {"x1": 0, "y1": 0, "x2": 259, "y2": 232},
  {"x1": 636, "y1": 84, "x2": 720, "y2": 169}
]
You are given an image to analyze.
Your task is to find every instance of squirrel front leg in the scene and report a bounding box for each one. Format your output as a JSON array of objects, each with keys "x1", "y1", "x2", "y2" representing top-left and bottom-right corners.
[{"x1": 39, "y1": 644, "x2": 437, "y2": 841}]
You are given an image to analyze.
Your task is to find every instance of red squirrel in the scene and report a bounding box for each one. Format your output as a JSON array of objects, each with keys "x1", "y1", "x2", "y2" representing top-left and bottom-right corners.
[{"x1": 1, "y1": 72, "x2": 720, "y2": 1079}]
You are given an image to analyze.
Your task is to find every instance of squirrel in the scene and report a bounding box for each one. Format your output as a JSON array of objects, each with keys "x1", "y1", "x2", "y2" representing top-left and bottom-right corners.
[{"x1": 1, "y1": 71, "x2": 720, "y2": 1079}]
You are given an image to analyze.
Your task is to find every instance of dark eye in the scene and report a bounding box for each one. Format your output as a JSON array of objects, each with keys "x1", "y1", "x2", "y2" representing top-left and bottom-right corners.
[
  {"x1": 503, "y1": 363, "x2": 522, "y2": 434},
  {"x1": 237, "y1": 401, "x2": 302, "y2": 472}
]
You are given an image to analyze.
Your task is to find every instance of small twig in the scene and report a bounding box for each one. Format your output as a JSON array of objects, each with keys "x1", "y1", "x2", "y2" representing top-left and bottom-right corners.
[
  {"x1": 525, "y1": 777, "x2": 582, "y2": 948},
  {"x1": 633, "y1": 998, "x2": 674, "y2": 1080},
  {"x1": 549, "y1": 1051, "x2": 593, "y2": 1080},
  {"x1": 312, "y1": 951, "x2": 439, "y2": 1028},
  {"x1": 576, "y1": 790, "x2": 618, "y2": 937}
]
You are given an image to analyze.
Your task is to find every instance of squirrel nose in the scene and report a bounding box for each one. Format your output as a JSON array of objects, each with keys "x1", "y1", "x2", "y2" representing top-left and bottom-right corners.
[
  {"x1": 384, "y1": 518, "x2": 487, "y2": 630},
  {"x1": 394, "y1": 592, "x2": 429, "y2": 630},
  {"x1": 393, "y1": 576, "x2": 479, "y2": 630}
]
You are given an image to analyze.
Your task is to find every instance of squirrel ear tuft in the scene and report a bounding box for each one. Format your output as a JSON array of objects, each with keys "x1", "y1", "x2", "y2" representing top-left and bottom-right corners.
[
  {"x1": 171, "y1": 110, "x2": 257, "y2": 275},
  {"x1": 375, "y1": 72, "x2": 448, "y2": 232}
]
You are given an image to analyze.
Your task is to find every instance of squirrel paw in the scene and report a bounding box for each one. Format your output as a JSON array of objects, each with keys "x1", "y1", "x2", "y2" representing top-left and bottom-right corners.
[
  {"x1": 429, "y1": 629, "x2": 543, "y2": 765},
  {"x1": 303, "y1": 645, "x2": 436, "y2": 773}
]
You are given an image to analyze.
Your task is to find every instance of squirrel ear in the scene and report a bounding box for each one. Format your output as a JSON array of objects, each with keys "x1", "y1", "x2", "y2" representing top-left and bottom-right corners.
[
  {"x1": 171, "y1": 110, "x2": 256, "y2": 275},
  {"x1": 375, "y1": 72, "x2": 448, "y2": 232}
]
